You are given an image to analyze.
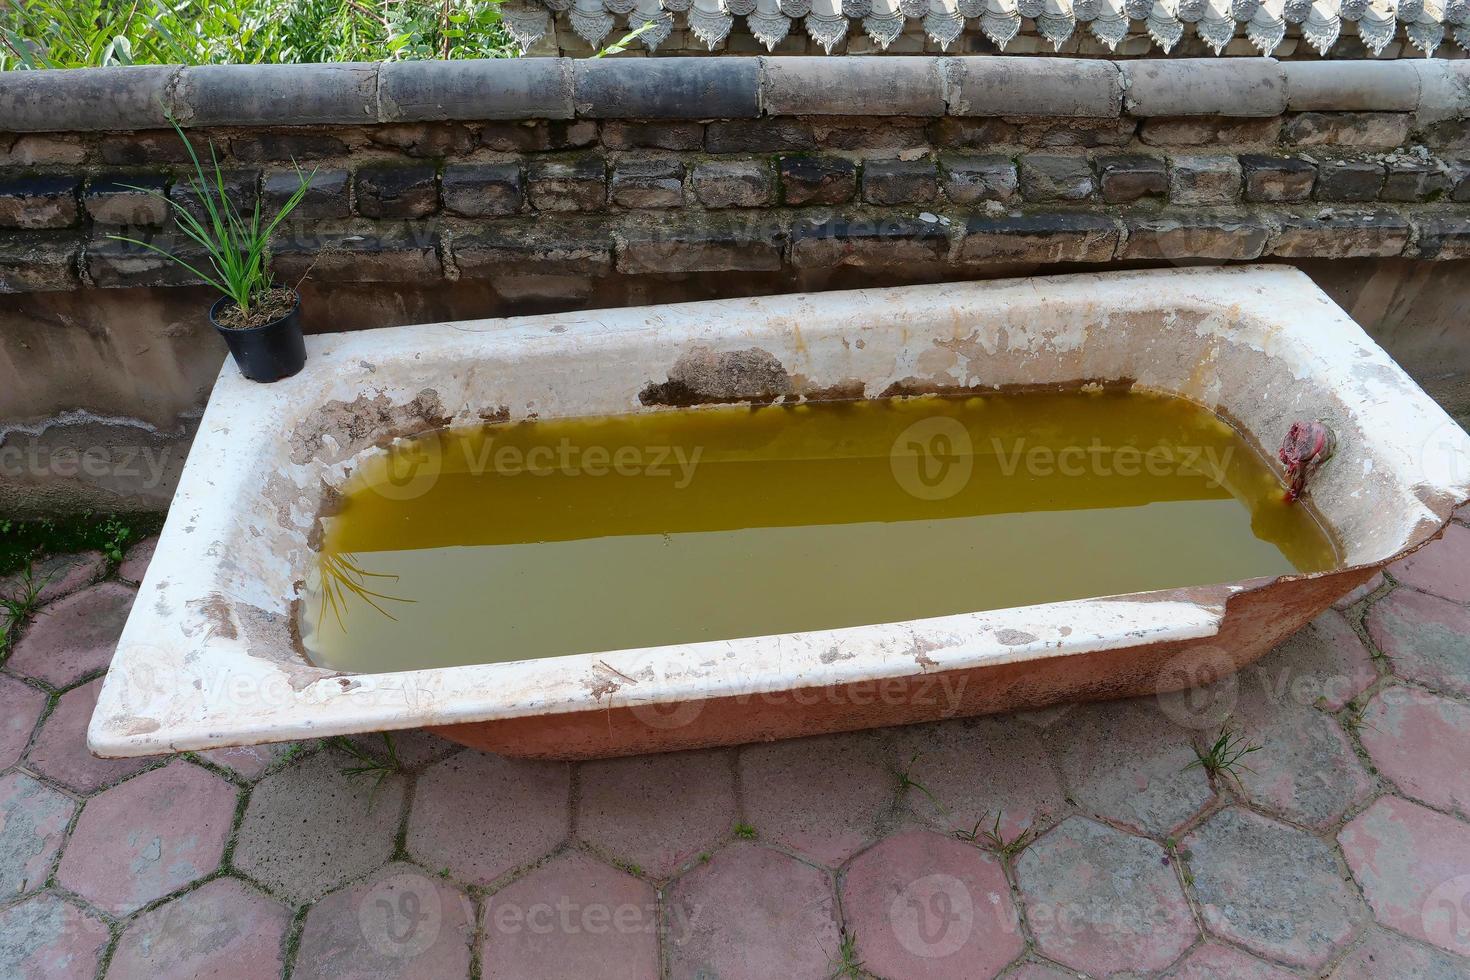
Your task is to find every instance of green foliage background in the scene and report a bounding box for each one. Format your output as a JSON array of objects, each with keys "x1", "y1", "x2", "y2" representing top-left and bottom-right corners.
[{"x1": 0, "y1": 0, "x2": 518, "y2": 69}]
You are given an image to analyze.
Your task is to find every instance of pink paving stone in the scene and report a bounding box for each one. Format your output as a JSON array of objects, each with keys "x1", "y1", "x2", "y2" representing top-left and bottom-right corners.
[
  {"x1": 840, "y1": 829, "x2": 1022, "y2": 979},
  {"x1": 408, "y1": 750, "x2": 569, "y2": 886},
  {"x1": 1169, "y1": 941, "x2": 1296, "y2": 979},
  {"x1": 666, "y1": 843, "x2": 841, "y2": 980},
  {"x1": 0, "y1": 892, "x2": 110, "y2": 980},
  {"x1": 117, "y1": 536, "x2": 158, "y2": 585},
  {"x1": 482, "y1": 851, "x2": 657, "y2": 980},
  {"x1": 296, "y1": 862, "x2": 474, "y2": 980},
  {"x1": 737, "y1": 731, "x2": 898, "y2": 867},
  {"x1": 195, "y1": 741, "x2": 297, "y2": 781},
  {"x1": 1003, "y1": 965, "x2": 1082, "y2": 980},
  {"x1": 1359, "y1": 687, "x2": 1470, "y2": 815},
  {"x1": 1048, "y1": 698, "x2": 1213, "y2": 837},
  {"x1": 891, "y1": 716, "x2": 1065, "y2": 840},
  {"x1": 0, "y1": 772, "x2": 75, "y2": 897},
  {"x1": 1014, "y1": 818, "x2": 1195, "y2": 976},
  {"x1": 1245, "y1": 609, "x2": 1377, "y2": 712},
  {"x1": 576, "y1": 748, "x2": 736, "y2": 878},
  {"x1": 25, "y1": 676, "x2": 155, "y2": 793},
  {"x1": 1367, "y1": 588, "x2": 1470, "y2": 698},
  {"x1": 0, "y1": 673, "x2": 46, "y2": 769},
  {"x1": 1229, "y1": 690, "x2": 1374, "y2": 828},
  {"x1": 1327, "y1": 925, "x2": 1470, "y2": 979},
  {"x1": 57, "y1": 761, "x2": 236, "y2": 916},
  {"x1": 1338, "y1": 794, "x2": 1470, "y2": 957},
  {"x1": 1334, "y1": 573, "x2": 1386, "y2": 610},
  {"x1": 107, "y1": 877, "x2": 291, "y2": 980},
  {"x1": 0, "y1": 551, "x2": 107, "y2": 607},
  {"x1": 1391, "y1": 523, "x2": 1470, "y2": 602},
  {"x1": 7, "y1": 582, "x2": 136, "y2": 687},
  {"x1": 1185, "y1": 807, "x2": 1364, "y2": 969}
]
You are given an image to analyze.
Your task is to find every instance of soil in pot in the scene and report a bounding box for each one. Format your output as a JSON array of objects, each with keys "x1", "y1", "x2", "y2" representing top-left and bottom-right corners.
[{"x1": 214, "y1": 287, "x2": 297, "y2": 329}]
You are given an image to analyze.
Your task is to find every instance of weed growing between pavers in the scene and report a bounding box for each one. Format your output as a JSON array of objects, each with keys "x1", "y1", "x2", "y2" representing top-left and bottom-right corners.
[
  {"x1": 0, "y1": 563, "x2": 57, "y2": 661},
  {"x1": 0, "y1": 512, "x2": 164, "y2": 574},
  {"x1": 325, "y1": 733, "x2": 402, "y2": 800},
  {"x1": 1185, "y1": 722, "x2": 1263, "y2": 785}
]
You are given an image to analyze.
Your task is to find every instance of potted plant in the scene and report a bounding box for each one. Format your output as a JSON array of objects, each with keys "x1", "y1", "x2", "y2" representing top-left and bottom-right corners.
[{"x1": 111, "y1": 120, "x2": 315, "y2": 383}]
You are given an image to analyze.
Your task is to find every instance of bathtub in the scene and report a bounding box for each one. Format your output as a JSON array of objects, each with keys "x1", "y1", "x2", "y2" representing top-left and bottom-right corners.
[{"x1": 89, "y1": 266, "x2": 1470, "y2": 760}]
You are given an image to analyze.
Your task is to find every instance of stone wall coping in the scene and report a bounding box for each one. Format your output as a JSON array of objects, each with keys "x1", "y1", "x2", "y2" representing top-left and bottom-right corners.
[{"x1": 2, "y1": 57, "x2": 1467, "y2": 133}]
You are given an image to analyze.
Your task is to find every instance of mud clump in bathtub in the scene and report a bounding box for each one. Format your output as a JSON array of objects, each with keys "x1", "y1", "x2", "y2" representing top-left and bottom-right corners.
[{"x1": 300, "y1": 390, "x2": 1338, "y2": 673}]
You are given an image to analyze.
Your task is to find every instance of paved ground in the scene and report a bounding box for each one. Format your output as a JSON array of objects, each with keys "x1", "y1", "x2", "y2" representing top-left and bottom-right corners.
[{"x1": 2, "y1": 512, "x2": 1470, "y2": 979}]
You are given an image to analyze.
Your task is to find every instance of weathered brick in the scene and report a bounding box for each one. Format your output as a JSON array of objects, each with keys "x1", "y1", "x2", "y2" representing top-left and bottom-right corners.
[
  {"x1": 481, "y1": 120, "x2": 597, "y2": 153},
  {"x1": 780, "y1": 156, "x2": 857, "y2": 206},
  {"x1": 1097, "y1": 154, "x2": 1167, "y2": 203},
  {"x1": 441, "y1": 163, "x2": 522, "y2": 217},
  {"x1": 1314, "y1": 159, "x2": 1385, "y2": 202},
  {"x1": 1121, "y1": 212, "x2": 1270, "y2": 261},
  {"x1": 367, "y1": 123, "x2": 477, "y2": 159},
  {"x1": 1282, "y1": 112, "x2": 1412, "y2": 148},
  {"x1": 861, "y1": 158, "x2": 938, "y2": 205},
  {"x1": 928, "y1": 117, "x2": 1021, "y2": 149},
  {"x1": 609, "y1": 158, "x2": 684, "y2": 209},
  {"x1": 99, "y1": 130, "x2": 214, "y2": 167},
  {"x1": 1240, "y1": 154, "x2": 1316, "y2": 202},
  {"x1": 168, "y1": 169, "x2": 260, "y2": 226},
  {"x1": 0, "y1": 135, "x2": 88, "y2": 166},
  {"x1": 0, "y1": 233, "x2": 80, "y2": 293},
  {"x1": 958, "y1": 213, "x2": 1119, "y2": 265},
  {"x1": 940, "y1": 155, "x2": 1018, "y2": 203},
  {"x1": 1381, "y1": 158, "x2": 1452, "y2": 202},
  {"x1": 1015, "y1": 117, "x2": 1137, "y2": 149},
  {"x1": 691, "y1": 160, "x2": 773, "y2": 208},
  {"x1": 1168, "y1": 155, "x2": 1242, "y2": 205},
  {"x1": 1269, "y1": 210, "x2": 1409, "y2": 258},
  {"x1": 600, "y1": 121, "x2": 704, "y2": 151},
  {"x1": 0, "y1": 176, "x2": 80, "y2": 230},
  {"x1": 271, "y1": 224, "x2": 442, "y2": 283},
  {"x1": 1450, "y1": 159, "x2": 1470, "y2": 202},
  {"x1": 83, "y1": 175, "x2": 169, "y2": 226},
  {"x1": 812, "y1": 116, "x2": 930, "y2": 152},
  {"x1": 353, "y1": 165, "x2": 437, "y2": 219},
  {"x1": 527, "y1": 157, "x2": 606, "y2": 212},
  {"x1": 1019, "y1": 155, "x2": 1096, "y2": 202},
  {"x1": 1413, "y1": 215, "x2": 1470, "y2": 260},
  {"x1": 228, "y1": 133, "x2": 348, "y2": 164},
  {"x1": 706, "y1": 119, "x2": 816, "y2": 154},
  {"x1": 790, "y1": 214, "x2": 948, "y2": 269},
  {"x1": 1139, "y1": 116, "x2": 1283, "y2": 147},
  {"x1": 262, "y1": 169, "x2": 349, "y2": 220},
  {"x1": 617, "y1": 218, "x2": 783, "y2": 274},
  {"x1": 85, "y1": 232, "x2": 210, "y2": 288},
  {"x1": 453, "y1": 218, "x2": 613, "y2": 279}
]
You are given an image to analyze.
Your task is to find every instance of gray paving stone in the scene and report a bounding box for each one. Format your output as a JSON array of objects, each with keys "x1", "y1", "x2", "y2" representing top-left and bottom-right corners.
[
  {"x1": 0, "y1": 892, "x2": 109, "y2": 980},
  {"x1": 0, "y1": 772, "x2": 74, "y2": 898}
]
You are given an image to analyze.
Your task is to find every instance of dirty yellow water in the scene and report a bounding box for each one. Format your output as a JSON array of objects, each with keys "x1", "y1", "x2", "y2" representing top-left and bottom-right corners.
[{"x1": 301, "y1": 390, "x2": 1338, "y2": 673}]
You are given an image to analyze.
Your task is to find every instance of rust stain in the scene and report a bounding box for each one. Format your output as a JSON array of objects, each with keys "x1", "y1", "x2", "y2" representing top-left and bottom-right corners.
[{"x1": 639, "y1": 347, "x2": 794, "y2": 407}]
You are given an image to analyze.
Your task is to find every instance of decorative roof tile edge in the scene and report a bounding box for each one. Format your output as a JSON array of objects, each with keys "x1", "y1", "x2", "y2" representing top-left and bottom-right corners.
[{"x1": 0, "y1": 57, "x2": 1466, "y2": 133}]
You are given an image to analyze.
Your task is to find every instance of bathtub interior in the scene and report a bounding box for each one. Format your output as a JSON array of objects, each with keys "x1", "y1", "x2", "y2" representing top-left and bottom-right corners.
[{"x1": 88, "y1": 266, "x2": 1470, "y2": 757}]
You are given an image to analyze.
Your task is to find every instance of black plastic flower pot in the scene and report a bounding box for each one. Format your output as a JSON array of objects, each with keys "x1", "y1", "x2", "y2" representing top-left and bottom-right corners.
[{"x1": 209, "y1": 292, "x2": 307, "y2": 383}]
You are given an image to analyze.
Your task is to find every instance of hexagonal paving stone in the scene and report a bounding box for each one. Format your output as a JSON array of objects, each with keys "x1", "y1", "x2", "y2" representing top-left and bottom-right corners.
[
  {"x1": 295, "y1": 862, "x2": 473, "y2": 980},
  {"x1": 57, "y1": 761, "x2": 236, "y2": 916},
  {"x1": 482, "y1": 851, "x2": 656, "y2": 980},
  {"x1": 1184, "y1": 806, "x2": 1365, "y2": 969},
  {"x1": 195, "y1": 742, "x2": 297, "y2": 781},
  {"x1": 408, "y1": 750, "x2": 568, "y2": 886},
  {"x1": 347, "y1": 729, "x2": 460, "y2": 769},
  {"x1": 1367, "y1": 588, "x2": 1470, "y2": 698},
  {"x1": 7, "y1": 582, "x2": 136, "y2": 687},
  {"x1": 840, "y1": 829, "x2": 1022, "y2": 979},
  {"x1": 1247, "y1": 609, "x2": 1377, "y2": 712},
  {"x1": 0, "y1": 551, "x2": 107, "y2": 607},
  {"x1": 1327, "y1": 926, "x2": 1470, "y2": 979},
  {"x1": 1048, "y1": 698, "x2": 1213, "y2": 837},
  {"x1": 891, "y1": 716, "x2": 1065, "y2": 840},
  {"x1": 234, "y1": 749, "x2": 405, "y2": 904},
  {"x1": 577, "y1": 748, "x2": 736, "y2": 878},
  {"x1": 1338, "y1": 794, "x2": 1470, "y2": 957},
  {"x1": 1003, "y1": 964, "x2": 1081, "y2": 980},
  {"x1": 737, "y1": 731, "x2": 898, "y2": 867},
  {"x1": 0, "y1": 891, "x2": 110, "y2": 980},
  {"x1": 25, "y1": 677, "x2": 155, "y2": 793},
  {"x1": 0, "y1": 771, "x2": 75, "y2": 897},
  {"x1": 117, "y1": 536, "x2": 158, "y2": 586},
  {"x1": 1391, "y1": 523, "x2": 1470, "y2": 602},
  {"x1": 665, "y1": 843, "x2": 841, "y2": 980},
  {"x1": 1359, "y1": 687, "x2": 1470, "y2": 815},
  {"x1": 1334, "y1": 573, "x2": 1385, "y2": 611},
  {"x1": 1169, "y1": 941, "x2": 1296, "y2": 979},
  {"x1": 0, "y1": 673, "x2": 47, "y2": 769},
  {"x1": 107, "y1": 877, "x2": 291, "y2": 979},
  {"x1": 1228, "y1": 690, "x2": 1374, "y2": 828},
  {"x1": 1014, "y1": 817, "x2": 1195, "y2": 975}
]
